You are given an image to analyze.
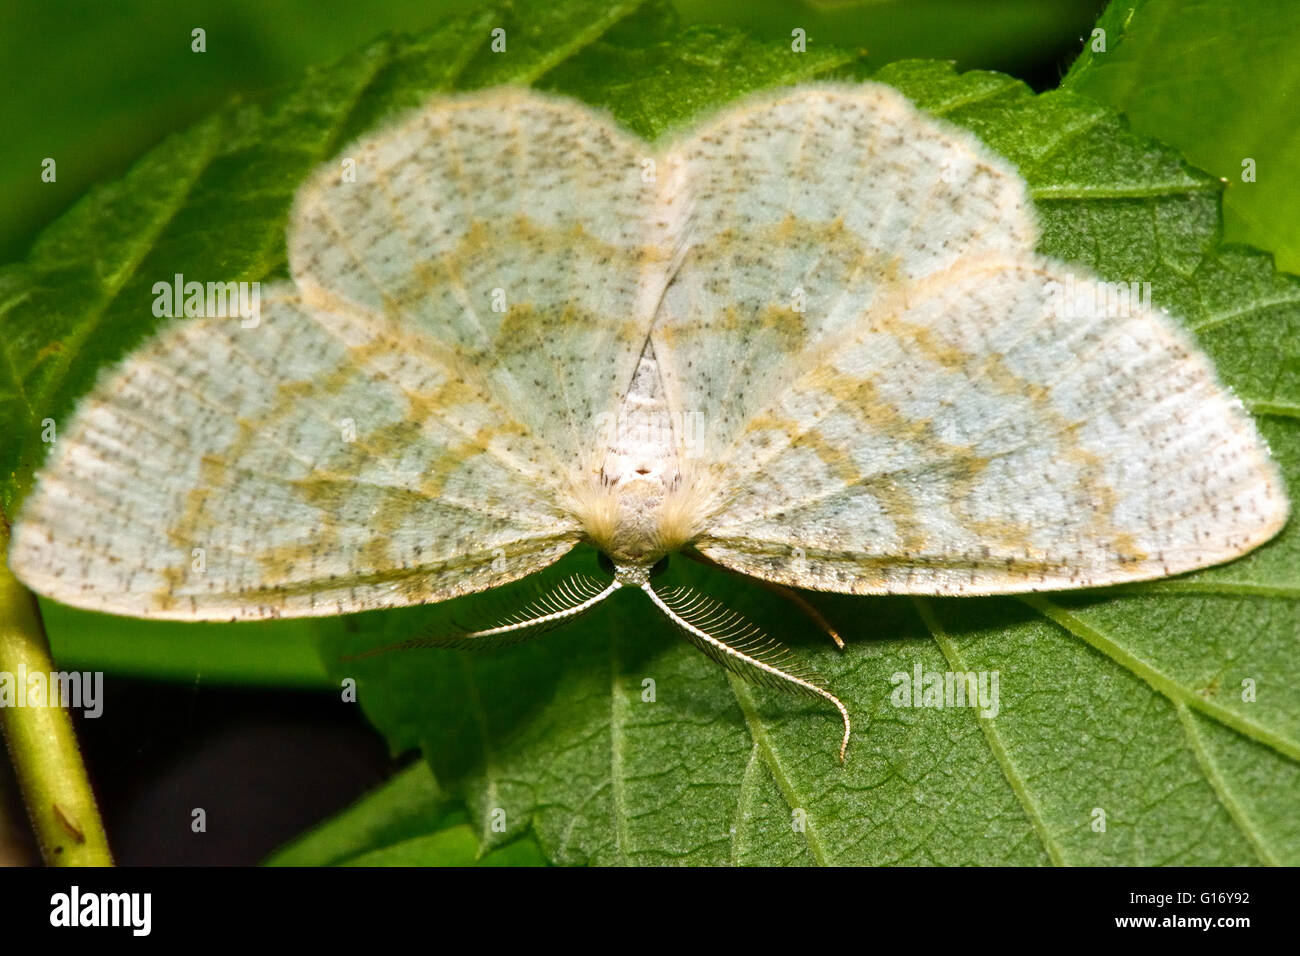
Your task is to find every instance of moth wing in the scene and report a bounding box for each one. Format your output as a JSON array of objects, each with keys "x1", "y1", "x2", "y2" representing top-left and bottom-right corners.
[
  {"x1": 649, "y1": 85, "x2": 1286, "y2": 593},
  {"x1": 11, "y1": 90, "x2": 675, "y2": 619},
  {"x1": 10, "y1": 290, "x2": 582, "y2": 619},
  {"x1": 289, "y1": 88, "x2": 675, "y2": 478},
  {"x1": 691, "y1": 257, "x2": 1287, "y2": 594},
  {"x1": 651, "y1": 83, "x2": 1037, "y2": 473}
]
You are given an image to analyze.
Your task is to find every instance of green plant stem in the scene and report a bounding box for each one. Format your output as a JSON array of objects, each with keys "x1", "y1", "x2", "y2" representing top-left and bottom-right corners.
[{"x1": 0, "y1": 517, "x2": 112, "y2": 865}]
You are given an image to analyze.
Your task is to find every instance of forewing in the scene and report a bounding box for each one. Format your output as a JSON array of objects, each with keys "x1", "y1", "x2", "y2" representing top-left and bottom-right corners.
[
  {"x1": 288, "y1": 87, "x2": 675, "y2": 478},
  {"x1": 651, "y1": 84, "x2": 1036, "y2": 466}
]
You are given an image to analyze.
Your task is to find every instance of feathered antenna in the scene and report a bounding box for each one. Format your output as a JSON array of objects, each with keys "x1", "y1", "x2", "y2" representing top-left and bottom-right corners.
[
  {"x1": 682, "y1": 548, "x2": 845, "y2": 649},
  {"x1": 641, "y1": 581, "x2": 852, "y2": 763},
  {"x1": 343, "y1": 573, "x2": 621, "y2": 659},
  {"x1": 343, "y1": 559, "x2": 852, "y2": 763}
]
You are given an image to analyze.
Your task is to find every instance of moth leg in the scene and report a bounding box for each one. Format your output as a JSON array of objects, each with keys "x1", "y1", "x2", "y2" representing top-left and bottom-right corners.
[
  {"x1": 641, "y1": 581, "x2": 852, "y2": 763},
  {"x1": 344, "y1": 574, "x2": 621, "y2": 658},
  {"x1": 758, "y1": 580, "x2": 845, "y2": 651},
  {"x1": 681, "y1": 549, "x2": 845, "y2": 650}
]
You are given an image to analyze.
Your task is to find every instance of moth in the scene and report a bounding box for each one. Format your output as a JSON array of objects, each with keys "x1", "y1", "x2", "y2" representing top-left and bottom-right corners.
[{"x1": 10, "y1": 85, "x2": 1288, "y2": 761}]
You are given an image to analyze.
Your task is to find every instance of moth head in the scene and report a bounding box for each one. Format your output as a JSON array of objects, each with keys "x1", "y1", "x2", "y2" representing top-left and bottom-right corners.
[{"x1": 597, "y1": 552, "x2": 669, "y2": 586}]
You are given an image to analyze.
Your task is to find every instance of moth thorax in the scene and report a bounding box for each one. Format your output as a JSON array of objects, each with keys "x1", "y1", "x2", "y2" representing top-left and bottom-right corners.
[
  {"x1": 604, "y1": 342, "x2": 675, "y2": 478},
  {"x1": 586, "y1": 338, "x2": 686, "y2": 564},
  {"x1": 601, "y1": 476, "x2": 671, "y2": 563}
]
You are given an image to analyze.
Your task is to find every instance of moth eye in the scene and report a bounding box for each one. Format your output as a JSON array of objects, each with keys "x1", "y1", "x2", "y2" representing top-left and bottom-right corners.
[
  {"x1": 597, "y1": 552, "x2": 616, "y2": 576},
  {"x1": 650, "y1": 557, "x2": 669, "y2": 579}
]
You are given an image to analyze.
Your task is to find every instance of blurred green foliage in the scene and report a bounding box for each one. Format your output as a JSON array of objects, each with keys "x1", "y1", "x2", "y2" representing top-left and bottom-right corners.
[{"x1": 1065, "y1": 0, "x2": 1300, "y2": 275}]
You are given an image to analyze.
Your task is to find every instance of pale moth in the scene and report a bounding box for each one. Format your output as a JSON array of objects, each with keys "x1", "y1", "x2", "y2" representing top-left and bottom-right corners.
[{"x1": 10, "y1": 85, "x2": 1289, "y2": 762}]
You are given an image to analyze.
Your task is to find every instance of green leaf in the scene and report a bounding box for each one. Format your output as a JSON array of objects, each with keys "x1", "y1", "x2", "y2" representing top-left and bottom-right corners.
[
  {"x1": 338, "y1": 826, "x2": 548, "y2": 866},
  {"x1": 5, "y1": 5, "x2": 1297, "y2": 864},
  {"x1": 267, "y1": 761, "x2": 450, "y2": 866},
  {"x1": 265, "y1": 759, "x2": 547, "y2": 865},
  {"x1": 1063, "y1": 0, "x2": 1300, "y2": 275},
  {"x1": 537, "y1": 22, "x2": 857, "y2": 139},
  {"x1": 672, "y1": 0, "x2": 1103, "y2": 78}
]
